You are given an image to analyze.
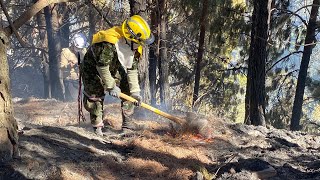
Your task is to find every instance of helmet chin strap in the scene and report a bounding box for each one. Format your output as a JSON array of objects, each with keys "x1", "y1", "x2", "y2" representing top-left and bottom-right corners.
[
  {"x1": 123, "y1": 37, "x2": 139, "y2": 51},
  {"x1": 126, "y1": 20, "x2": 139, "y2": 40},
  {"x1": 131, "y1": 41, "x2": 141, "y2": 51}
]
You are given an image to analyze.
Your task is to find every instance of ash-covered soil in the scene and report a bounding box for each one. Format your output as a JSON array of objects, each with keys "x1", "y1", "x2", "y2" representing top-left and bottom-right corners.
[{"x1": 1, "y1": 98, "x2": 320, "y2": 180}]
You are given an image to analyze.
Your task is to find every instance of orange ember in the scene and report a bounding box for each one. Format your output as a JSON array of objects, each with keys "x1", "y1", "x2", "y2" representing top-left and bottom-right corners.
[
  {"x1": 181, "y1": 133, "x2": 214, "y2": 143},
  {"x1": 167, "y1": 131, "x2": 213, "y2": 143}
]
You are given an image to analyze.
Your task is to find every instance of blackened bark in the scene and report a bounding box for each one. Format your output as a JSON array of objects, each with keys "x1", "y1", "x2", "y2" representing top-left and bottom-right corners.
[
  {"x1": 88, "y1": 4, "x2": 96, "y2": 43},
  {"x1": 158, "y1": 0, "x2": 169, "y2": 108},
  {"x1": 290, "y1": 0, "x2": 319, "y2": 131},
  {"x1": 149, "y1": 4, "x2": 158, "y2": 106},
  {"x1": 192, "y1": 0, "x2": 208, "y2": 106},
  {"x1": 245, "y1": 0, "x2": 269, "y2": 126},
  {"x1": 129, "y1": 0, "x2": 135, "y2": 16},
  {"x1": 59, "y1": 3, "x2": 70, "y2": 48},
  {"x1": 36, "y1": 9, "x2": 50, "y2": 98},
  {"x1": 44, "y1": 5, "x2": 64, "y2": 100},
  {"x1": 244, "y1": 83, "x2": 250, "y2": 124},
  {"x1": 130, "y1": 0, "x2": 151, "y2": 103},
  {"x1": 59, "y1": 3, "x2": 71, "y2": 100}
]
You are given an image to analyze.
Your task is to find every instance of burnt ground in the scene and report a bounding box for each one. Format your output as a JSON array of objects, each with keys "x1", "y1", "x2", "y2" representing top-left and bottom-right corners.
[{"x1": 1, "y1": 97, "x2": 320, "y2": 180}]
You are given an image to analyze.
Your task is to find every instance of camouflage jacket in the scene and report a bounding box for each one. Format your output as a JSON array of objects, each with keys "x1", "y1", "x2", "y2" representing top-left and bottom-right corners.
[{"x1": 81, "y1": 41, "x2": 140, "y2": 97}]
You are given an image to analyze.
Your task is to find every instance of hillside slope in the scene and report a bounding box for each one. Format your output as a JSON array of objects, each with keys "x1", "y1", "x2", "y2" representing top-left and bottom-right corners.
[{"x1": 1, "y1": 98, "x2": 320, "y2": 180}]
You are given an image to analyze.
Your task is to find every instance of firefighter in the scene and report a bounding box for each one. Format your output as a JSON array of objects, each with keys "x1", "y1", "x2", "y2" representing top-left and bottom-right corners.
[
  {"x1": 81, "y1": 15, "x2": 154, "y2": 136},
  {"x1": 60, "y1": 33, "x2": 87, "y2": 101}
]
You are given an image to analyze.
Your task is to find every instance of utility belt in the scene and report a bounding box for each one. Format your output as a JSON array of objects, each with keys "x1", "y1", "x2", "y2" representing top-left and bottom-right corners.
[{"x1": 83, "y1": 91, "x2": 105, "y2": 102}]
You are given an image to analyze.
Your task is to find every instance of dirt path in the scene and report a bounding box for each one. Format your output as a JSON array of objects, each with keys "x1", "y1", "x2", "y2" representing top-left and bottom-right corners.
[{"x1": 1, "y1": 98, "x2": 320, "y2": 180}]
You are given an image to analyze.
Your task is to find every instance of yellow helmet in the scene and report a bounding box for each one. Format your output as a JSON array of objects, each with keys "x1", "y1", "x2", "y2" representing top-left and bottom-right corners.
[{"x1": 122, "y1": 15, "x2": 154, "y2": 45}]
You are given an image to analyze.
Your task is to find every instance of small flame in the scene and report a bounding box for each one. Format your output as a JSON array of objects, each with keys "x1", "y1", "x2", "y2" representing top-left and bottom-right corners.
[
  {"x1": 181, "y1": 133, "x2": 213, "y2": 143},
  {"x1": 167, "y1": 131, "x2": 213, "y2": 143},
  {"x1": 167, "y1": 125, "x2": 214, "y2": 143}
]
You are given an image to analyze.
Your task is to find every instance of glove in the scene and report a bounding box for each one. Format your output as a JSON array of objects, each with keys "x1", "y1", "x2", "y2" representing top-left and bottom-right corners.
[
  {"x1": 109, "y1": 86, "x2": 121, "y2": 98},
  {"x1": 131, "y1": 92, "x2": 142, "y2": 106}
]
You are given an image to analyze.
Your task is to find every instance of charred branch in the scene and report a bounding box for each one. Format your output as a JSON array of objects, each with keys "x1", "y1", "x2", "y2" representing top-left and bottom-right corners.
[
  {"x1": 86, "y1": 0, "x2": 113, "y2": 27},
  {"x1": 267, "y1": 51, "x2": 303, "y2": 72},
  {"x1": 3, "y1": 0, "x2": 78, "y2": 36}
]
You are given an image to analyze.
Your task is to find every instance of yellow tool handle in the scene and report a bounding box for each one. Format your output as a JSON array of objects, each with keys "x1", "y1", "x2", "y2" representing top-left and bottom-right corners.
[{"x1": 119, "y1": 93, "x2": 184, "y2": 125}]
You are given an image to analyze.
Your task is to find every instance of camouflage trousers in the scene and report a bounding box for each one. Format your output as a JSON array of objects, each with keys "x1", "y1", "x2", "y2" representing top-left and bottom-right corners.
[
  {"x1": 83, "y1": 95, "x2": 104, "y2": 126},
  {"x1": 82, "y1": 69, "x2": 135, "y2": 127},
  {"x1": 82, "y1": 95, "x2": 135, "y2": 127}
]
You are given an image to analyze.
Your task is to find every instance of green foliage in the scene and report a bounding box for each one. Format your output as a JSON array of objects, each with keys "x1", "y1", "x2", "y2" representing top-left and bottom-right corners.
[
  {"x1": 167, "y1": 0, "x2": 251, "y2": 120},
  {"x1": 208, "y1": 1, "x2": 247, "y2": 56},
  {"x1": 307, "y1": 78, "x2": 320, "y2": 98},
  {"x1": 301, "y1": 101, "x2": 320, "y2": 134},
  {"x1": 263, "y1": 0, "x2": 318, "y2": 129},
  {"x1": 265, "y1": 67, "x2": 297, "y2": 128}
]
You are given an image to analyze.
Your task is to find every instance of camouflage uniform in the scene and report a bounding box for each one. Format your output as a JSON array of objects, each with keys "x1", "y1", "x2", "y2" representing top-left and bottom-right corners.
[{"x1": 81, "y1": 41, "x2": 139, "y2": 128}]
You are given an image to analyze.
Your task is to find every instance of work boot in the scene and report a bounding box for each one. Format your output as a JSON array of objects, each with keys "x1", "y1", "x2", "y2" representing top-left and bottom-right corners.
[
  {"x1": 121, "y1": 100, "x2": 146, "y2": 135},
  {"x1": 122, "y1": 109, "x2": 146, "y2": 132},
  {"x1": 122, "y1": 121, "x2": 146, "y2": 132},
  {"x1": 92, "y1": 121, "x2": 104, "y2": 136},
  {"x1": 121, "y1": 120, "x2": 148, "y2": 139},
  {"x1": 93, "y1": 126, "x2": 103, "y2": 136}
]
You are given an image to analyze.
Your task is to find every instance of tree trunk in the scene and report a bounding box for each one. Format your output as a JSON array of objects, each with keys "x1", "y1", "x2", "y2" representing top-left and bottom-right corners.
[
  {"x1": 36, "y1": 9, "x2": 50, "y2": 98},
  {"x1": 0, "y1": 32, "x2": 19, "y2": 162},
  {"x1": 59, "y1": 3, "x2": 72, "y2": 101},
  {"x1": 43, "y1": 56, "x2": 51, "y2": 98},
  {"x1": 88, "y1": 3, "x2": 96, "y2": 44},
  {"x1": 129, "y1": 0, "x2": 151, "y2": 103},
  {"x1": 244, "y1": 82, "x2": 250, "y2": 124},
  {"x1": 192, "y1": 0, "x2": 208, "y2": 106},
  {"x1": 290, "y1": 0, "x2": 319, "y2": 131},
  {"x1": 245, "y1": 0, "x2": 269, "y2": 126},
  {"x1": 149, "y1": 3, "x2": 158, "y2": 106},
  {"x1": 59, "y1": 3, "x2": 70, "y2": 48},
  {"x1": 158, "y1": 0, "x2": 169, "y2": 109},
  {"x1": 44, "y1": 5, "x2": 64, "y2": 100},
  {"x1": 140, "y1": 47, "x2": 151, "y2": 103}
]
